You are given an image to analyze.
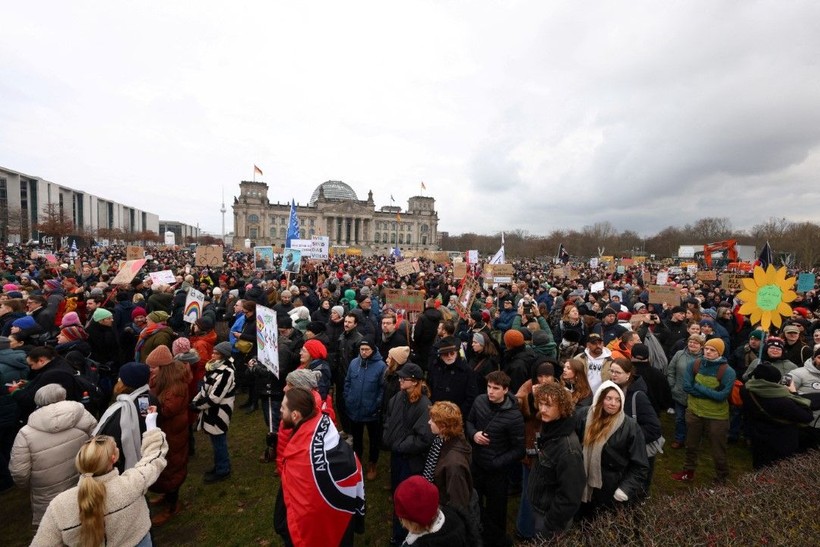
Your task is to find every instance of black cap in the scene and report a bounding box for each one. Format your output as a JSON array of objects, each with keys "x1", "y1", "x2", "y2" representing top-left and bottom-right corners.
[
  {"x1": 631, "y1": 343, "x2": 650, "y2": 361},
  {"x1": 397, "y1": 363, "x2": 424, "y2": 380}
]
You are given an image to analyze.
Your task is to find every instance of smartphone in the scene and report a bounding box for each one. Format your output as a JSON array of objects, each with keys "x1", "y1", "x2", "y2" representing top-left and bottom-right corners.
[
  {"x1": 137, "y1": 395, "x2": 150, "y2": 416},
  {"x1": 781, "y1": 374, "x2": 793, "y2": 386}
]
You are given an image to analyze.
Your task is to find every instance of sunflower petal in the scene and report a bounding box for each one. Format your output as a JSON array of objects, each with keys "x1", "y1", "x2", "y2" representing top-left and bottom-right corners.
[
  {"x1": 776, "y1": 302, "x2": 793, "y2": 318},
  {"x1": 742, "y1": 279, "x2": 759, "y2": 292},
  {"x1": 774, "y1": 266, "x2": 787, "y2": 286},
  {"x1": 771, "y1": 311, "x2": 783, "y2": 329},
  {"x1": 750, "y1": 309, "x2": 763, "y2": 326},
  {"x1": 738, "y1": 302, "x2": 757, "y2": 316},
  {"x1": 782, "y1": 290, "x2": 797, "y2": 303},
  {"x1": 737, "y1": 290, "x2": 756, "y2": 303},
  {"x1": 765, "y1": 264, "x2": 778, "y2": 284},
  {"x1": 782, "y1": 276, "x2": 796, "y2": 291},
  {"x1": 753, "y1": 266, "x2": 768, "y2": 287}
]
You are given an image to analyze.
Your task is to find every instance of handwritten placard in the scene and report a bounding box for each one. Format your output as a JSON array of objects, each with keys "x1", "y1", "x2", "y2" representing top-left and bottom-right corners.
[
  {"x1": 696, "y1": 270, "x2": 717, "y2": 281},
  {"x1": 126, "y1": 246, "x2": 143, "y2": 260},
  {"x1": 195, "y1": 245, "x2": 224, "y2": 267},
  {"x1": 721, "y1": 273, "x2": 744, "y2": 292},
  {"x1": 647, "y1": 285, "x2": 679, "y2": 307},
  {"x1": 385, "y1": 288, "x2": 424, "y2": 313}
]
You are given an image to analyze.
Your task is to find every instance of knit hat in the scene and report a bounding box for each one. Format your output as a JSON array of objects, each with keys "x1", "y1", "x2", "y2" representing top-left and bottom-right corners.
[
  {"x1": 631, "y1": 343, "x2": 650, "y2": 361},
  {"x1": 504, "y1": 329, "x2": 525, "y2": 349},
  {"x1": 670, "y1": 306, "x2": 686, "y2": 315},
  {"x1": 472, "y1": 332, "x2": 486, "y2": 346},
  {"x1": 303, "y1": 339, "x2": 328, "y2": 360},
  {"x1": 765, "y1": 336, "x2": 785, "y2": 351},
  {"x1": 60, "y1": 312, "x2": 82, "y2": 328},
  {"x1": 793, "y1": 307, "x2": 809, "y2": 319},
  {"x1": 196, "y1": 316, "x2": 214, "y2": 331},
  {"x1": 119, "y1": 362, "x2": 150, "y2": 388},
  {"x1": 388, "y1": 346, "x2": 411, "y2": 366},
  {"x1": 286, "y1": 369, "x2": 320, "y2": 390},
  {"x1": 12, "y1": 316, "x2": 37, "y2": 330},
  {"x1": 752, "y1": 363, "x2": 782, "y2": 383},
  {"x1": 145, "y1": 345, "x2": 174, "y2": 367},
  {"x1": 397, "y1": 363, "x2": 424, "y2": 380},
  {"x1": 289, "y1": 306, "x2": 310, "y2": 321},
  {"x1": 212, "y1": 287, "x2": 222, "y2": 295},
  {"x1": 92, "y1": 308, "x2": 113, "y2": 322},
  {"x1": 172, "y1": 337, "x2": 191, "y2": 355},
  {"x1": 3, "y1": 283, "x2": 18, "y2": 292},
  {"x1": 394, "y1": 475, "x2": 439, "y2": 526},
  {"x1": 470, "y1": 310, "x2": 483, "y2": 323},
  {"x1": 6, "y1": 291, "x2": 22, "y2": 299},
  {"x1": 61, "y1": 326, "x2": 88, "y2": 342},
  {"x1": 699, "y1": 318, "x2": 715, "y2": 328},
  {"x1": 358, "y1": 337, "x2": 374, "y2": 350},
  {"x1": 214, "y1": 341, "x2": 233, "y2": 358},
  {"x1": 519, "y1": 327, "x2": 532, "y2": 342},
  {"x1": 306, "y1": 321, "x2": 326, "y2": 335},
  {"x1": 749, "y1": 329, "x2": 765, "y2": 340},
  {"x1": 147, "y1": 311, "x2": 169, "y2": 323},
  {"x1": 532, "y1": 330, "x2": 551, "y2": 347},
  {"x1": 704, "y1": 338, "x2": 725, "y2": 356},
  {"x1": 331, "y1": 305, "x2": 345, "y2": 318},
  {"x1": 278, "y1": 314, "x2": 293, "y2": 328},
  {"x1": 44, "y1": 279, "x2": 61, "y2": 291}
]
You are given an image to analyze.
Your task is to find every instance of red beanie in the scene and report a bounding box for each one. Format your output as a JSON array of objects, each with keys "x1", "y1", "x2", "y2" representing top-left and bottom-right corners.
[
  {"x1": 503, "y1": 329, "x2": 525, "y2": 349},
  {"x1": 394, "y1": 475, "x2": 439, "y2": 526},
  {"x1": 303, "y1": 339, "x2": 327, "y2": 360}
]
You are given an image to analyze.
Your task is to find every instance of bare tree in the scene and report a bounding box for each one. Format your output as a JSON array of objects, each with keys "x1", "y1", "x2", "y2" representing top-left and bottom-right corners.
[{"x1": 35, "y1": 203, "x2": 74, "y2": 248}]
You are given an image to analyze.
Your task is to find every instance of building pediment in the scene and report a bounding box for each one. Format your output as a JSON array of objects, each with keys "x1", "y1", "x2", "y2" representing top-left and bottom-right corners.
[{"x1": 317, "y1": 201, "x2": 370, "y2": 214}]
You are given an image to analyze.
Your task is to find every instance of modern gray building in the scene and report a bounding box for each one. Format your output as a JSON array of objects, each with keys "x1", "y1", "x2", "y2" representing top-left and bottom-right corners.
[{"x1": 0, "y1": 165, "x2": 160, "y2": 244}]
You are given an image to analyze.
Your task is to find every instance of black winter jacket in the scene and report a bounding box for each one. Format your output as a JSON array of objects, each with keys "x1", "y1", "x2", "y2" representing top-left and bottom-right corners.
[
  {"x1": 527, "y1": 415, "x2": 585, "y2": 533},
  {"x1": 465, "y1": 393, "x2": 525, "y2": 471},
  {"x1": 623, "y1": 376, "x2": 663, "y2": 444},
  {"x1": 428, "y1": 356, "x2": 478, "y2": 419},
  {"x1": 382, "y1": 390, "x2": 434, "y2": 474}
]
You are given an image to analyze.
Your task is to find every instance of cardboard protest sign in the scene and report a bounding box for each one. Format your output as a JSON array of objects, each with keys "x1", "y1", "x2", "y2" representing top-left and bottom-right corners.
[
  {"x1": 126, "y1": 246, "x2": 143, "y2": 260},
  {"x1": 289, "y1": 239, "x2": 314, "y2": 257},
  {"x1": 183, "y1": 288, "x2": 205, "y2": 324},
  {"x1": 647, "y1": 285, "x2": 679, "y2": 307},
  {"x1": 281, "y1": 248, "x2": 302, "y2": 274},
  {"x1": 696, "y1": 270, "x2": 717, "y2": 281},
  {"x1": 621, "y1": 258, "x2": 634, "y2": 267},
  {"x1": 254, "y1": 246, "x2": 275, "y2": 270},
  {"x1": 642, "y1": 270, "x2": 651, "y2": 284},
  {"x1": 256, "y1": 305, "x2": 280, "y2": 378},
  {"x1": 630, "y1": 313, "x2": 652, "y2": 328},
  {"x1": 455, "y1": 276, "x2": 479, "y2": 320},
  {"x1": 111, "y1": 259, "x2": 147, "y2": 285},
  {"x1": 797, "y1": 273, "x2": 816, "y2": 293},
  {"x1": 453, "y1": 262, "x2": 468, "y2": 279},
  {"x1": 311, "y1": 236, "x2": 329, "y2": 260},
  {"x1": 656, "y1": 271, "x2": 669, "y2": 285},
  {"x1": 195, "y1": 245, "x2": 223, "y2": 267},
  {"x1": 590, "y1": 281, "x2": 605, "y2": 293},
  {"x1": 466, "y1": 250, "x2": 478, "y2": 264},
  {"x1": 395, "y1": 259, "x2": 420, "y2": 277},
  {"x1": 149, "y1": 270, "x2": 176, "y2": 285},
  {"x1": 721, "y1": 273, "x2": 744, "y2": 292},
  {"x1": 385, "y1": 288, "x2": 424, "y2": 313}
]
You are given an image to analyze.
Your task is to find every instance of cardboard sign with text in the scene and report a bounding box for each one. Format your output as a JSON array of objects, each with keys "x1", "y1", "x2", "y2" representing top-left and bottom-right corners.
[
  {"x1": 696, "y1": 270, "x2": 717, "y2": 281},
  {"x1": 721, "y1": 273, "x2": 745, "y2": 292},
  {"x1": 126, "y1": 246, "x2": 143, "y2": 261},
  {"x1": 195, "y1": 245, "x2": 224, "y2": 267},
  {"x1": 455, "y1": 276, "x2": 480, "y2": 320},
  {"x1": 395, "y1": 259, "x2": 420, "y2": 277},
  {"x1": 453, "y1": 262, "x2": 468, "y2": 279},
  {"x1": 111, "y1": 259, "x2": 147, "y2": 285},
  {"x1": 385, "y1": 288, "x2": 424, "y2": 313},
  {"x1": 647, "y1": 285, "x2": 679, "y2": 307}
]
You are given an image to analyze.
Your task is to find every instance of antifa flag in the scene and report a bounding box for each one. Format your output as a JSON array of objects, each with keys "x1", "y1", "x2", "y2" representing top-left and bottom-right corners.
[
  {"x1": 282, "y1": 411, "x2": 365, "y2": 546},
  {"x1": 559, "y1": 243, "x2": 570, "y2": 264},
  {"x1": 757, "y1": 241, "x2": 774, "y2": 270}
]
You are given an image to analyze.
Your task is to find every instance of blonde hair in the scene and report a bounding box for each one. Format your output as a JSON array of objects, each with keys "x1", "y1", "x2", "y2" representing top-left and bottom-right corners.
[{"x1": 75, "y1": 436, "x2": 118, "y2": 547}]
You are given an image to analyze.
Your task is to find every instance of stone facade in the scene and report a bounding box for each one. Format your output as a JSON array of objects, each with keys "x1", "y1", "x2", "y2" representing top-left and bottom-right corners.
[{"x1": 232, "y1": 180, "x2": 439, "y2": 253}]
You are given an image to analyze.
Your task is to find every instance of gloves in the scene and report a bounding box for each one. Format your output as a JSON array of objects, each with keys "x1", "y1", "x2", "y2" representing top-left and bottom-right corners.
[
  {"x1": 145, "y1": 412, "x2": 159, "y2": 431},
  {"x1": 614, "y1": 488, "x2": 629, "y2": 502}
]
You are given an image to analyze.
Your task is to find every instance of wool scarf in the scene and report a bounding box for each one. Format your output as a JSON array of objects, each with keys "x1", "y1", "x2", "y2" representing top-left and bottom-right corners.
[{"x1": 581, "y1": 408, "x2": 624, "y2": 502}]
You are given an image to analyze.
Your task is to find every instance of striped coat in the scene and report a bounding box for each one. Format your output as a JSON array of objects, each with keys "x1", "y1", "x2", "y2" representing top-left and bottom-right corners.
[{"x1": 192, "y1": 361, "x2": 236, "y2": 435}]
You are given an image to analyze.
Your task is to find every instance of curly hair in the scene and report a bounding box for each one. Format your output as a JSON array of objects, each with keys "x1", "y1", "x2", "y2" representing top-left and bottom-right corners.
[
  {"x1": 534, "y1": 382, "x2": 575, "y2": 419},
  {"x1": 429, "y1": 401, "x2": 463, "y2": 440}
]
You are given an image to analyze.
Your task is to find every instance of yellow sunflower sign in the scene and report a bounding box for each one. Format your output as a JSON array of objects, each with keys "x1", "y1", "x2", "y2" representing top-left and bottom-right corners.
[{"x1": 737, "y1": 265, "x2": 796, "y2": 330}]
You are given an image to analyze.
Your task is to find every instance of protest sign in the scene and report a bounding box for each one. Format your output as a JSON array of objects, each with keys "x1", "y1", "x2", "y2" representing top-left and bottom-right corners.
[
  {"x1": 289, "y1": 239, "x2": 314, "y2": 257},
  {"x1": 466, "y1": 250, "x2": 478, "y2": 264},
  {"x1": 281, "y1": 248, "x2": 302, "y2": 274},
  {"x1": 647, "y1": 285, "x2": 679, "y2": 307},
  {"x1": 656, "y1": 271, "x2": 669, "y2": 285},
  {"x1": 590, "y1": 281, "x2": 605, "y2": 293},
  {"x1": 254, "y1": 246, "x2": 275, "y2": 270},
  {"x1": 385, "y1": 288, "x2": 424, "y2": 313},
  {"x1": 721, "y1": 273, "x2": 744, "y2": 292},
  {"x1": 453, "y1": 262, "x2": 467, "y2": 279},
  {"x1": 111, "y1": 259, "x2": 146, "y2": 285},
  {"x1": 195, "y1": 245, "x2": 223, "y2": 267},
  {"x1": 256, "y1": 305, "x2": 280, "y2": 378},
  {"x1": 455, "y1": 276, "x2": 479, "y2": 319},
  {"x1": 126, "y1": 246, "x2": 143, "y2": 260},
  {"x1": 696, "y1": 270, "x2": 717, "y2": 281},
  {"x1": 797, "y1": 273, "x2": 815, "y2": 293},
  {"x1": 311, "y1": 236, "x2": 329, "y2": 260},
  {"x1": 149, "y1": 270, "x2": 176, "y2": 285},
  {"x1": 395, "y1": 259, "x2": 420, "y2": 277},
  {"x1": 589, "y1": 257, "x2": 599, "y2": 268},
  {"x1": 183, "y1": 288, "x2": 205, "y2": 324}
]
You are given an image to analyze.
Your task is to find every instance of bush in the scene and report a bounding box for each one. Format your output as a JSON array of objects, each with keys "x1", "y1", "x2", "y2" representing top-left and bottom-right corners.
[{"x1": 528, "y1": 449, "x2": 820, "y2": 546}]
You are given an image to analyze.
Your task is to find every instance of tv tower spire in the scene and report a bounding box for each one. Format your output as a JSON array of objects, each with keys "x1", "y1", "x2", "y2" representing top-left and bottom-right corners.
[{"x1": 220, "y1": 188, "x2": 227, "y2": 243}]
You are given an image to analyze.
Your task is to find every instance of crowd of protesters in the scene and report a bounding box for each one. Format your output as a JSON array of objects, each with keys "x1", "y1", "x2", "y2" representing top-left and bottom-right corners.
[{"x1": 3, "y1": 243, "x2": 820, "y2": 545}]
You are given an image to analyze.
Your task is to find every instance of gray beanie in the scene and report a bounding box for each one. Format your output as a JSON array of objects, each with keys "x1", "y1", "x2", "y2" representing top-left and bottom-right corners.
[
  {"x1": 286, "y1": 369, "x2": 321, "y2": 389},
  {"x1": 214, "y1": 341, "x2": 233, "y2": 358},
  {"x1": 331, "y1": 305, "x2": 345, "y2": 317}
]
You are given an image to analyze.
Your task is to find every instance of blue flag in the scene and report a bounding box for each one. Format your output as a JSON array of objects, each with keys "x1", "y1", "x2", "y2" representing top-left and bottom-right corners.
[{"x1": 286, "y1": 199, "x2": 300, "y2": 248}]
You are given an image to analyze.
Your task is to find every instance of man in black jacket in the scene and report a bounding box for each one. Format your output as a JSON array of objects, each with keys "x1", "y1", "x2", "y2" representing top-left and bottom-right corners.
[
  {"x1": 9, "y1": 346, "x2": 79, "y2": 421},
  {"x1": 427, "y1": 336, "x2": 478, "y2": 419},
  {"x1": 465, "y1": 370, "x2": 525, "y2": 547},
  {"x1": 378, "y1": 312, "x2": 408, "y2": 358},
  {"x1": 336, "y1": 313, "x2": 363, "y2": 435}
]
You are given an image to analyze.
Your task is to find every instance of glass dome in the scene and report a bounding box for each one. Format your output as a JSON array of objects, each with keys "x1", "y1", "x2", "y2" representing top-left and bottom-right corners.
[{"x1": 309, "y1": 180, "x2": 358, "y2": 205}]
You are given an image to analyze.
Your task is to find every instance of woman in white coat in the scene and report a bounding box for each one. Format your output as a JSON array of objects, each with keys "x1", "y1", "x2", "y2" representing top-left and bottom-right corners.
[{"x1": 10, "y1": 384, "x2": 97, "y2": 526}]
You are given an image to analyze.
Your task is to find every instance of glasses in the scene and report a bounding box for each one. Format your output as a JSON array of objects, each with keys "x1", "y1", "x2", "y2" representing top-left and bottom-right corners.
[
  {"x1": 84, "y1": 435, "x2": 113, "y2": 445},
  {"x1": 440, "y1": 350, "x2": 457, "y2": 356}
]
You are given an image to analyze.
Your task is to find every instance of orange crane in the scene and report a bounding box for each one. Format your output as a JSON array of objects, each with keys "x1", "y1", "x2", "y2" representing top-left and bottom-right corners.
[{"x1": 703, "y1": 240, "x2": 738, "y2": 268}]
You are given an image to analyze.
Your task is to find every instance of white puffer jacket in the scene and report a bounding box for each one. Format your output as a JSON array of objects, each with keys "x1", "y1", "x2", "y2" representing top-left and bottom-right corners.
[{"x1": 10, "y1": 400, "x2": 97, "y2": 524}]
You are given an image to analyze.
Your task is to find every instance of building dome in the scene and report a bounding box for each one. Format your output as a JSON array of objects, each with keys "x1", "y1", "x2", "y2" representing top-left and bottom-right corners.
[{"x1": 309, "y1": 180, "x2": 358, "y2": 206}]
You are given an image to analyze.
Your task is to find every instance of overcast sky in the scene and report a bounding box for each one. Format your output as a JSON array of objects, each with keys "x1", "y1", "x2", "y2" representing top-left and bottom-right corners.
[{"x1": 2, "y1": 1, "x2": 819, "y2": 238}]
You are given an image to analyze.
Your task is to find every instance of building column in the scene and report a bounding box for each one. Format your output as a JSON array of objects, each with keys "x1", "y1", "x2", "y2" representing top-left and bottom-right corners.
[{"x1": 354, "y1": 218, "x2": 360, "y2": 245}]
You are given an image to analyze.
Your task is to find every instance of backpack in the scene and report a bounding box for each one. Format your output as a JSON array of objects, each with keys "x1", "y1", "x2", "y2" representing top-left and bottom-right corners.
[
  {"x1": 73, "y1": 359, "x2": 109, "y2": 419},
  {"x1": 692, "y1": 359, "x2": 743, "y2": 407}
]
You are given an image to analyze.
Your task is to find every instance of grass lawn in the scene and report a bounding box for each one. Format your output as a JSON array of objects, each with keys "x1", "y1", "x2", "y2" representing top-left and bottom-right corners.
[{"x1": 4, "y1": 409, "x2": 753, "y2": 546}]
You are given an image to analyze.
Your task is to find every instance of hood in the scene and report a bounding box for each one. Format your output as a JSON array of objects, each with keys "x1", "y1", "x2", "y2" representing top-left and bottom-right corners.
[
  {"x1": 803, "y1": 358, "x2": 820, "y2": 374},
  {"x1": 626, "y1": 374, "x2": 649, "y2": 396},
  {"x1": 590, "y1": 380, "x2": 625, "y2": 419},
  {"x1": 28, "y1": 400, "x2": 88, "y2": 433},
  {"x1": 585, "y1": 346, "x2": 612, "y2": 361}
]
